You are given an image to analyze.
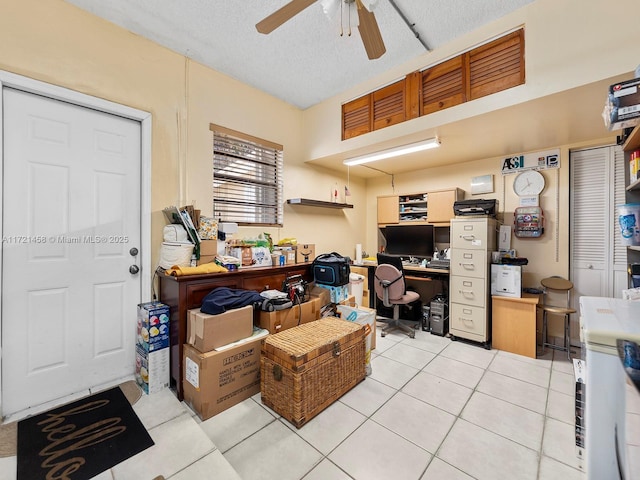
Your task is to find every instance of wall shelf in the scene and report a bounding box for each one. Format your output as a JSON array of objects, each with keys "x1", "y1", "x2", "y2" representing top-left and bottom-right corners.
[{"x1": 286, "y1": 198, "x2": 353, "y2": 209}]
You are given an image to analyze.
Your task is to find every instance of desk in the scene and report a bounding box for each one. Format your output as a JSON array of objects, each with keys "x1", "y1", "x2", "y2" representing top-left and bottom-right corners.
[
  {"x1": 491, "y1": 294, "x2": 540, "y2": 358},
  {"x1": 158, "y1": 263, "x2": 313, "y2": 400},
  {"x1": 353, "y1": 263, "x2": 449, "y2": 311}
]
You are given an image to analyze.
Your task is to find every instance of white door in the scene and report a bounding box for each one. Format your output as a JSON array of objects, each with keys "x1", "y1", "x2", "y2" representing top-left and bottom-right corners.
[
  {"x1": 570, "y1": 145, "x2": 627, "y2": 306},
  {"x1": 1, "y1": 88, "x2": 142, "y2": 416}
]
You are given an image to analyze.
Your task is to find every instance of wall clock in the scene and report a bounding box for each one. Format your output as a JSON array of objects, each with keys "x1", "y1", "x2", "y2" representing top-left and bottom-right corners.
[{"x1": 513, "y1": 170, "x2": 545, "y2": 196}]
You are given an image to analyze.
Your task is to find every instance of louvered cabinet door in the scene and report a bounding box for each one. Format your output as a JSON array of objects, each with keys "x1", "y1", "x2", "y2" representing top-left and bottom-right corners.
[
  {"x1": 468, "y1": 29, "x2": 525, "y2": 101},
  {"x1": 570, "y1": 145, "x2": 627, "y2": 301},
  {"x1": 421, "y1": 56, "x2": 467, "y2": 115},
  {"x1": 342, "y1": 96, "x2": 371, "y2": 140},
  {"x1": 372, "y1": 80, "x2": 406, "y2": 131}
]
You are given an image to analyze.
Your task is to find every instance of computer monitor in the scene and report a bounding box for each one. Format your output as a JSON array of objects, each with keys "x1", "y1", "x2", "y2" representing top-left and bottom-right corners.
[{"x1": 383, "y1": 224, "x2": 435, "y2": 259}]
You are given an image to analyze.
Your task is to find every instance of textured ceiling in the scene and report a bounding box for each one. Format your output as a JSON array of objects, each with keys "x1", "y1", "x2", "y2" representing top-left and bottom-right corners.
[{"x1": 62, "y1": 0, "x2": 535, "y2": 109}]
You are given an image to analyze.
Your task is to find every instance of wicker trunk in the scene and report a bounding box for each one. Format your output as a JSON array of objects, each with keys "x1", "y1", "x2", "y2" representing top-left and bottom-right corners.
[{"x1": 260, "y1": 317, "x2": 366, "y2": 428}]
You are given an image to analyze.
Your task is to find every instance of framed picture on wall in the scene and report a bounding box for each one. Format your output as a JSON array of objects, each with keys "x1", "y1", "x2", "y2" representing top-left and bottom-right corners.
[{"x1": 471, "y1": 174, "x2": 494, "y2": 194}]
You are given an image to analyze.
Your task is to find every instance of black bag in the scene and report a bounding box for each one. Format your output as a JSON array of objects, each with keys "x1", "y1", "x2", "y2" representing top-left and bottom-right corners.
[{"x1": 312, "y1": 252, "x2": 351, "y2": 286}]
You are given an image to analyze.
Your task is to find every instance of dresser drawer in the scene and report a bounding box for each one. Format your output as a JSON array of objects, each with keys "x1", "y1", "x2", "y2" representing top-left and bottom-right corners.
[
  {"x1": 450, "y1": 276, "x2": 486, "y2": 307},
  {"x1": 450, "y1": 302, "x2": 487, "y2": 338},
  {"x1": 450, "y1": 249, "x2": 487, "y2": 278},
  {"x1": 451, "y1": 219, "x2": 491, "y2": 250}
]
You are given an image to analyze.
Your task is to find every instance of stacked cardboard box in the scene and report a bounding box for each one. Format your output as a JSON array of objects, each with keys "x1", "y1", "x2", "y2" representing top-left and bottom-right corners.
[
  {"x1": 257, "y1": 297, "x2": 322, "y2": 334},
  {"x1": 182, "y1": 305, "x2": 267, "y2": 420},
  {"x1": 136, "y1": 302, "x2": 171, "y2": 394}
]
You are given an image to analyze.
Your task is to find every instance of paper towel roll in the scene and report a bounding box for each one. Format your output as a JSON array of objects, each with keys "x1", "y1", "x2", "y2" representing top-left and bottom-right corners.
[{"x1": 355, "y1": 244, "x2": 362, "y2": 264}]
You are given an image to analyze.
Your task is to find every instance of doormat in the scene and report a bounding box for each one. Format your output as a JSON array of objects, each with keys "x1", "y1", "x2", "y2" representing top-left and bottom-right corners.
[{"x1": 17, "y1": 386, "x2": 154, "y2": 480}]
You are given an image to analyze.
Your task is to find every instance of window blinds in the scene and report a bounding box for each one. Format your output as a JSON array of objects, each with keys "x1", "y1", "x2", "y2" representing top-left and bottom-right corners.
[{"x1": 211, "y1": 124, "x2": 283, "y2": 226}]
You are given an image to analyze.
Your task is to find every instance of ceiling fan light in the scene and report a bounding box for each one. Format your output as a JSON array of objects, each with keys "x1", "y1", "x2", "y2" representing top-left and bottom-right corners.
[{"x1": 343, "y1": 137, "x2": 440, "y2": 166}]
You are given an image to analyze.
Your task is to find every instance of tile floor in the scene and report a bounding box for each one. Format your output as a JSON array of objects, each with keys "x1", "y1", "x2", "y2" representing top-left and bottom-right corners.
[{"x1": 0, "y1": 325, "x2": 586, "y2": 480}]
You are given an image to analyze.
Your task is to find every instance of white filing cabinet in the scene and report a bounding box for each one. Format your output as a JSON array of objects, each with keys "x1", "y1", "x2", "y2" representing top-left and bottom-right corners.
[{"x1": 449, "y1": 217, "x2": 496, "y2": 348}]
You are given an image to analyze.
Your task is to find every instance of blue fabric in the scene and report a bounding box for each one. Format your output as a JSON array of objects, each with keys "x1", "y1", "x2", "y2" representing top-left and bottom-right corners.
[{"x1": 200, "y1": 287, "x2": 263, "y2": 315}]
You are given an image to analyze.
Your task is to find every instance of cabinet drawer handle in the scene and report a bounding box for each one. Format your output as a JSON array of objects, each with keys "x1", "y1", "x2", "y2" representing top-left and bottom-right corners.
[
  {"x1": 460, "y1": 317, "x2": 474, "y2": 323},
  {"x1": 459, "y1": 290, "x2": 474, "y2": 296},
  {"x1": 460, "y1": 263, "x2": 475, "y2": 269},
  {"x1": 461, "y1": 235, "x2": 475, "y2": 240}
]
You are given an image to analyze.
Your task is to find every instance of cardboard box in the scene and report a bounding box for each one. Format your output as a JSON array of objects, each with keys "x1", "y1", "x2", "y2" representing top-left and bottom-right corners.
[
  {"x1": 187, "y1": 305, "x2": 254, "y2": 352},
  {"x1": 196, "y1": 254, "x2": 216, "y2": 266},
  {"x1": 607, "y1": 78, "x2": 640, "y2": 130},
  {"x1": 258, "y1": 297, "x2": 322, "y2": 334},
  {"x1": 315, "y1": 284, "x2": 350, "y2": 304},
  {"x1": 199, "y1": 239, "x2": 218, "y2": 257},
  {"x1": 137, "y1": 302, "x2": 170, "y2": 352},
  {"x1": 136, "y1": 302, "x2": 170, "y2": 394},
  {"x1": 136, "y1": 344, "x2": 170, "y2": 394},
  {"x1": 310, "y1": 284, "x2": 331, "y2": 307},
  {"x1": 296, "y1": 244, "x2": 316, "y2": 263},
  {"x1": 274, "y1": 246, "x2": 296, "y2": 265},
  {"x1": 183, "y1": 333, "x2": 265, "y2": 420}
]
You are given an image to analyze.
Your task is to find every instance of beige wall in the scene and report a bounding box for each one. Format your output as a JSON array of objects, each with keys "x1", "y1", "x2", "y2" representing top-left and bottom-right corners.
[
  {"x1": 0, "y1": 0, "x2": 366, "y2": 294},
  {"x1": 0, "y1": 0, "x2": 633, "y2": 300}
]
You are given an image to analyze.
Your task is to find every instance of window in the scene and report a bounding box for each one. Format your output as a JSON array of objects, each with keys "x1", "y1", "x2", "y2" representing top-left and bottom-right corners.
[{"x1": 210, "y1": 124, "x2": 283, "y2": 226}]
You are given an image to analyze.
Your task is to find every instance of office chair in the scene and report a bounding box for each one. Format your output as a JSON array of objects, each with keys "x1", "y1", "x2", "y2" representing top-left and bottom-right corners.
[
  {"x1": 374, "y1": 253, "x2": 419, "y2": 338},
  {"x1": 538, "y1": 276, "x2": 576, "y2": 360}
]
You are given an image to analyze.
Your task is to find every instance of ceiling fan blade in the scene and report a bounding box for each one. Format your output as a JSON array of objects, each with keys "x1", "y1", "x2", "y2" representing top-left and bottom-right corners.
[
  {"x1": 256, "y1": 0, "x2": 318, "y2": 34},
  {"x1": 355, "y1": 0, "x2": 386, "y2": 59}
]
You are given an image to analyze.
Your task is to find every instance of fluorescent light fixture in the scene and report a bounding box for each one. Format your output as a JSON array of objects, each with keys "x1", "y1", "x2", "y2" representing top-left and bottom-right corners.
[{"x1": 343, "y1": 137, "x2": 440, "y2": 166}]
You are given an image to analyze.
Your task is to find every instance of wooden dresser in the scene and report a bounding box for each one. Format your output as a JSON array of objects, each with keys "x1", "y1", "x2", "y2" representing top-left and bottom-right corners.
[{"x1": 158, "y1": 263, "x2": 313, "y2": 400}]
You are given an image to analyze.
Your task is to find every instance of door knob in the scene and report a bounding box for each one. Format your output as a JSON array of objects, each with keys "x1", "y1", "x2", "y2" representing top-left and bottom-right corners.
[
  {"x1": 129, "y1": 265, "x2": 140, "y2": 274},
  {"x1": 129, "y1": 247, "x2": 139, "y2": 256}
]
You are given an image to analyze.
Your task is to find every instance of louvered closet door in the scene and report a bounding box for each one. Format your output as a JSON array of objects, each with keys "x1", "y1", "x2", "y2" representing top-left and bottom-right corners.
[{"x1": 570, "y1": 145, "x2": 626, "y2": 302}]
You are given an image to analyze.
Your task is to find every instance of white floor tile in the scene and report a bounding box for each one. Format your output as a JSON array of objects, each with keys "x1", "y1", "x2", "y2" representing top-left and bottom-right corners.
[
  {"x1": 489, "y1": 354, "x2": 551, "y2": 388},
  {"x1": 372, "y1": 391, "x2": 456, "y2": 454},
  {"x1": 420, "y1": 457, "x2": 474, "y2": 480},
  {"x1": 0, "y1": 457, "x2": 17, "y2": 480},
  {"x1": 328, "y1": 420, "x2": 431, "y2": 480},
  {"x1": 402, "y1": 371, "x2": 473, "y2": 416},
  {"x1": 477, "y1": 370, "x2": 548, "y2": 414},
  {"x1": 497, "y1": 349, "x2": 553, "y2": 369},
  {"x1": 546, "y1": 389, "x2": 575, "y2": 425},
  {"x1": 438, "y1": 419, "x2": 539, "y2": 480},
  {"x1": 461, "y1": 391, "x2": 544, "y2": 451},
  {"x1": 538, "y1": 455, "x2": 585, "y2": 480},
  {"x1": 133, "y1": 388, "x2": 189, "y2": 430},
  {"x1": 404, "y1": 331, "x2": 451, "y2": 354},
  {"x1": 224, "y1": 420, "x2": 322, "y2": 480},
  {"x1": 541, "y1": 417, "x2": 582, "y2": 470},
  {"x1": 380, "y1": 342, "x2": 436, "y2": 369},
  {"x1": 440, "y1": 341, "x2": 497, "y2": 369},
  {"x1": 198, "y1": 397, "x2": 276, "y2": 453},
  {"x1": 171, "y1": 450, "x2": 242, "y2": 480},
  {"x1": 286, "y1": 401, "x2": 366, "y2": 455},
  {"x1": 369, "y1": 355, "x2": 419, "y2": 389},
  {"x1": 549, "y1": 369, "x2": 576, "y2": 396},
  {"x1": 338, "y1": 377, "x2": 397, "y2": 417},
  {"x1": 111, "y1": 412, "x2": 215, "y2": 480},
  {"x1": 302, "y1": 459, "x2": 352, "y2": 480},
  {"x1": 422, "y1": 355, "x2": 485, "y2": 389}
]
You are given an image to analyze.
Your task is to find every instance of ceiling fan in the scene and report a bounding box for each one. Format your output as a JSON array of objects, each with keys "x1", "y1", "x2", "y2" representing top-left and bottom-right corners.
[{"x1": 256, "y1": 0, "x2": 386, "y2": 60}]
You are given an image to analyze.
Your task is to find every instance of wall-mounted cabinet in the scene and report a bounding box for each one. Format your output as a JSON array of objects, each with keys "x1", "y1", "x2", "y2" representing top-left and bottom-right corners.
[{"x1": 377, "y1": 188, "x2": 463, "y2": 226}]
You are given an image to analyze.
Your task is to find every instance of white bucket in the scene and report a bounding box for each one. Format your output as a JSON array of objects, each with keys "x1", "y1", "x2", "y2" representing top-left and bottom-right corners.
[
  {"x1": 618, "y1": 204, "x2": 640, "y2": 246},
  {"x1": 348, "y1": 273, "x2": 365, "y2": 307}
]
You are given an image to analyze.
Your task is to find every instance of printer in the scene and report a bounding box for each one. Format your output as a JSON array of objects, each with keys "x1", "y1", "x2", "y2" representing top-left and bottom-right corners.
[
  {"x1": 454, "y1": 199, "x2": 499, "y2": 217},
  {"x1": 490, "y1": 264, "x2": 522, "y2": 298}
]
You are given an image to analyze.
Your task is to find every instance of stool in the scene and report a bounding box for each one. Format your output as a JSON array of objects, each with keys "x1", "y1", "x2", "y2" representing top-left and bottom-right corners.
[{"x1": 538, "y1": 276, "x2": 576, "y2": 360}]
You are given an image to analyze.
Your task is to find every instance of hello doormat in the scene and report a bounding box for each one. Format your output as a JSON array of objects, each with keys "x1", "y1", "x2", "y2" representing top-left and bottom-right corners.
[{"x1": 17, "y1": 386, "x2": 154, "y2": 480}]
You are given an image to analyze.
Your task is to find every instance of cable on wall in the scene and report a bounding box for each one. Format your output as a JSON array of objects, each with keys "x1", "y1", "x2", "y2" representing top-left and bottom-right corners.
[{"x1": 555, "y1": 167, "x2": 560, "y2": 262}]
